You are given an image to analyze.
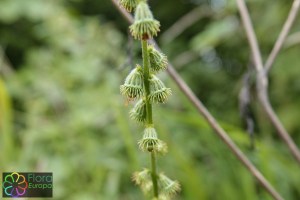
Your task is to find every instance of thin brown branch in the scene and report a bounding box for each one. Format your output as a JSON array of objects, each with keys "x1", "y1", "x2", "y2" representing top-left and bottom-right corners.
[
  {"x1": 111, "y1": 0, "x2": 133, "y2": 23},
  {"x1": 236, "y1": 0, "x2": 300, "y2": 164},
  {"x1": 111, "y1": 1, "x2": 284, "y2": 199},
  {"x1": 264, "y1": 0, "x2": 300, "y2": 74},
  {"x1": 236, "y1": 0, "x2": 264, "y2": 72}
]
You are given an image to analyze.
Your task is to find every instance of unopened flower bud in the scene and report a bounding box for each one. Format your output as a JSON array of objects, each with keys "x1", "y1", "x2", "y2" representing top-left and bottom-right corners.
[
  {"x1": 156, "y1": 140, "x2": 168, "y2": 155},
  {"x1": 138, "y1": 127, "x2": 160, "y2": 152},
  {"x1": 120, "y1": 65, "x2": 144, "y2": 100},
  {"x1": 130, "y1": 99, "x2": 147, "y2": 123},
  {"x1": 149, "y1": 75, "x2": 172, "y2": 103},
  {"x1": 132, "y1": 168, "x2": 151, "y2": 185},
  {"x1": 138, "y1": 127, "x2": 167, "y2": 153},
  {"x1": 158, "y1": 173, "x2": 181, "y2": 196},
  {"x1": 120, "y1": 0, "x2": 137, "y2": 12},
  {"x1": 130, "y1": 1, "x2": 160, "y2": 40},
  {"x1": 148, "y1": 45, "x2": 168, "y2": 73},
  {"x1": 132, "y1": 169, "x2": 152, "y2": 193}
]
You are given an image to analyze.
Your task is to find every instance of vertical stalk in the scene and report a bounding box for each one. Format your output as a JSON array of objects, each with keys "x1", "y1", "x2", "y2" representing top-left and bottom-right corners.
[
  {"x1": 141, "y1": 39, "x2": 158, "y2": 197},
  {"x1": 151, "y1": 151, "x2": 159, "y2": 197},
  {"x1": 142, "y1": 40, "x2": 153, "y2": 124}
]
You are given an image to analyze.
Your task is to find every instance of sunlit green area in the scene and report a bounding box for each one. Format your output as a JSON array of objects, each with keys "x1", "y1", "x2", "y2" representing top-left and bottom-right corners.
[{"x1": 0, "y1": 0, "x2": 300, "y2": 199}]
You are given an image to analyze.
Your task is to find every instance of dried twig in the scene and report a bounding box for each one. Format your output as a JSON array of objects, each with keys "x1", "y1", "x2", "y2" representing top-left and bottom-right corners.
[
  {"x1": 264, "y1": 0, "x2": 300, "y2": 74},
  {"x1": 236, "y1": 0, "x2": 300, "y2": 164},
  {"x1": 111, "y1": 0, "x2": 284, "y2": 199}
]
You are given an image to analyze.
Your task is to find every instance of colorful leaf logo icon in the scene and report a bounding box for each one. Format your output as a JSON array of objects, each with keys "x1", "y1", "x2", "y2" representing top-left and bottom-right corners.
[{"x1": 3, "y1": 172, "x2": 28, "y2": 197}]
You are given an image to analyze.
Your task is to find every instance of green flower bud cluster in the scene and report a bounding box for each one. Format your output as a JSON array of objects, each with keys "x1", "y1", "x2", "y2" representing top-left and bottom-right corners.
[
  {"x1": 120, "y1": 53, "x2": 171, "y2": 115},
  {"x1": 119, "y1": 0, "x2": 180, "y2": 198},
  {"x1": 120, "y1": 65, "x2": 144, "y2": 100},
  {"x1": 129, "y1": 99, "x2": 146, "y2": 122},
  {"x1": 148, "y1": 45, "x2": 168, "y2": 73},
  {"x1": 120, "y1": 0, "x2": 160, "y2": 40},
  {"x1": 133, "y1": 170, "x2": 180, "y2": 199},
  {"x1": 149, "y1": 75, "x2": 172, "y2": 104}
]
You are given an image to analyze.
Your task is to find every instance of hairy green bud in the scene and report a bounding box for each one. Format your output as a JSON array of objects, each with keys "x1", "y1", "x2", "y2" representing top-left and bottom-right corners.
[
  {"x1": 132, "y1": 169, "x2": 153, "y2": 193},
  {"x1": 149, "y1": 75, "x2": 172, "y2": 103},
  {"x1": 119, "y1": 0, "x2": 138, "y2": 12},
  {"x1": 158, "y1": 173, "x2": 181, "y2": 196},
  {"x1": 148, "y1": 45, "x2": 168, "y2": 73},
  {"x1": 138, "y1": 127, "x2": 166, "y2": 152},
  {"x1": 132, "y1": 168, "x2": 151, "y2": 185},
  {"x1": 130, "y1": 1, "x2": 160, "y2": 40},
  {"x1": 129, "y1": 99, "x2": 147, "y2": 123},
  {"x1": 120, "y1": 65, "x2": 144, "y2": 100}
]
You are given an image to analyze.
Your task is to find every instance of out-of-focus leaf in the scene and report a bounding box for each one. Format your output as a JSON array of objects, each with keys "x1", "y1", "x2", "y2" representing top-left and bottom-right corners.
[{"x1": 190, "y1": 16, "x2": 239, "y2": 52}]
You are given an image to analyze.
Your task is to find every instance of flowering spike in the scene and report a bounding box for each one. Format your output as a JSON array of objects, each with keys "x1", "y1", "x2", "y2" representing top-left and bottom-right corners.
[
  {"x1": 119, "y1": 0, "x2": 138, "y2": 12},
  {"x1": 120, "y1": 65, "x2": 144, "y2": 100},
  {"x1": 149, "y1": 75, "x2": 172, "y2": 103},
  {"x1": 148, "y1": 45, "x2": 168, "y2": 73},
  {"x1": 130, "y1": 1, "x2": 160, "y2": 40},
  {"x1": 118, "y1": 0, "x2": 179, "y2": 197},
  {"x1": 129, "y1": 99, "x2": 147, "y2": 123},
  {"x1": 158, "y1": 173, "x2": 181, "y2": 196}
]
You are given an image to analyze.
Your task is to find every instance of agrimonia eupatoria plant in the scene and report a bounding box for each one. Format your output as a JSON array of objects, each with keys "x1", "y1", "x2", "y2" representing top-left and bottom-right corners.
[{"x1": 119, "y1": 0, "x2": 180, "y2": 199}]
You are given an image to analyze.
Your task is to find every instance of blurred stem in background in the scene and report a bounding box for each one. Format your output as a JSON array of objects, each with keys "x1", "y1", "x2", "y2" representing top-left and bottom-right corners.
[{"x1": 0, "y1": 78, "x2": 14, "y2": 164}]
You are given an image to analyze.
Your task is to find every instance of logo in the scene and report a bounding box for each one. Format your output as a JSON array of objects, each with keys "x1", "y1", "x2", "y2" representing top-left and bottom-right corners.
[
  {"x1": 3, "y1": 172, "x2": 28, "y2": 197},
  {"x1": 2, "y1": 172, "x2": 53, "y2": 198}
]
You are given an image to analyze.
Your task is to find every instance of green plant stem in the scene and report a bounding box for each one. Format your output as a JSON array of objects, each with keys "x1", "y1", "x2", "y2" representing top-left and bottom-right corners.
[
  {"x1": 151, "y1": 151, "x2": 159, "y2": 197},
  {"x1": 142, "y1": 40, "x2": 153, "y2": 124},
  {"x1": 141, "y1": 39, "x2": 158, "y2": 197}
]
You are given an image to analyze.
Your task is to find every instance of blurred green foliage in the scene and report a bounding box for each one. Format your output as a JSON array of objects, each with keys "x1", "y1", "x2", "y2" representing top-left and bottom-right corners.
[{"x1": 0, "y1": 0, "x2": 300, "y2": 199}]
